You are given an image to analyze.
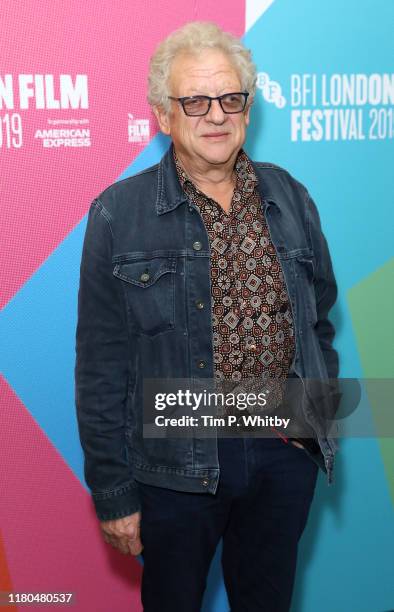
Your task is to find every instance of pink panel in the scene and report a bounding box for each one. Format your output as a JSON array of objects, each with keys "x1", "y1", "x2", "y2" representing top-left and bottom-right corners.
[
  {"x1": 0, "y1": 0, "x2": 245, "y2": 308},
  {"x1": 0, "y1": 376, "x2": 143, "y2": 611}
]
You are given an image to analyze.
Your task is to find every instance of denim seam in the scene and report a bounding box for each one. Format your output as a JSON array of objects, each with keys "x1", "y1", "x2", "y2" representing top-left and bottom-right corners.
[
  {"x1": 92, "y1": 481, "x2": 138, "y2": 500},
  {"x1": 93, "y1": 198, "x2": 115, "y2": 240},
  {"x1": 133, "y1": 463, "x2": 217, "y2": 475}
]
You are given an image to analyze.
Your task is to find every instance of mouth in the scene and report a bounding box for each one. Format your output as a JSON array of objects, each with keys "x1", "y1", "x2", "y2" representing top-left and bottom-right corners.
[{"x1": 201, "y1": 132, "x2": 230, "y2": 139}]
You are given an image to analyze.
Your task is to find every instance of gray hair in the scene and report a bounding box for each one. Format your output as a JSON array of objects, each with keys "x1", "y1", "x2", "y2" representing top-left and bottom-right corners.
[{"x1": 147, "y1": 21, "x2": 257, "y2": 112}]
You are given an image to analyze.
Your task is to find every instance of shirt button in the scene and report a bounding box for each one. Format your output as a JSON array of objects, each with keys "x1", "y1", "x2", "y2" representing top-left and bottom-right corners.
[
  {"x1": 193, "y1": 241, "x2": 202, "y2": 251},
  {"x1": 197, "y1": 360, "x2": 206, "y2": 369},
  {"x1": 195, "y1": 300, "x2": 204, "y2": 309},
  {"x1": 140, "y1": 272, "x2": 150, "y2": 282},
  {"x1": 202, "y1": 478, "x2": 209, "y2": 487}
]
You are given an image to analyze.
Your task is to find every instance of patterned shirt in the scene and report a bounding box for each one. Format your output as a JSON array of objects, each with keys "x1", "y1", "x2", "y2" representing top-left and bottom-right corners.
[{"x1": 174, "y1": 147, "x2": 295, "y2": 414}]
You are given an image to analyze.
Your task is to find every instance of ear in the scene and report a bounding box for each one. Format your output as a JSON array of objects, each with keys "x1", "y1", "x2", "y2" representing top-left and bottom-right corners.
[
  {"x1": 244, "y1": 96, "x2": 253, "y2": 126},
  {"x1": 153, "y1": 105, "x2": 171, "y2": 136}
]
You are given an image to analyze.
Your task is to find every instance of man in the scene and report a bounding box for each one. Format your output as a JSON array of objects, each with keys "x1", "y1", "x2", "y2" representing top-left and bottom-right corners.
[{"x1": 75, "y1": 21, "x2": 339, "y2": 612}]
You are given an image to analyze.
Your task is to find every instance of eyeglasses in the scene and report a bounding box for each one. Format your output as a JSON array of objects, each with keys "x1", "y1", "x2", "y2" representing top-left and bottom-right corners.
[{"x1": 168, "y1": 92, "x2": 249, "y2": 116}]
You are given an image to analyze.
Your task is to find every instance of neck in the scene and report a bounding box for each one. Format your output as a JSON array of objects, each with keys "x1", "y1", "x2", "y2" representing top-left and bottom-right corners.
[{"x1": 175, "y1": 148, "x2": 238, "y2": 194}]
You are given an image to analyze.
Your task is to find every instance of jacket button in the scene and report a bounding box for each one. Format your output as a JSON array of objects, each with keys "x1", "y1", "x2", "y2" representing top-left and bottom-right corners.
[
  {"x1": 196, "y1": 300, "x2": 204, "y2": 309},
  {"x1": 197, "y1": 360, "x2": 206, "y2": 369},
  {"x1": 140, "y1": 272, "x2": 150, "y2": 282},
  {"x1": 193, "y1": 241, "x2": 202, "y2": 251},
  {"x1": 202, "y1": 478, "x2": 209, "y2": 487}
]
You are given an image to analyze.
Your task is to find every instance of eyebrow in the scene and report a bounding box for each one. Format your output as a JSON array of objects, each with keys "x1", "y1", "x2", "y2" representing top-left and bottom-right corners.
[{"x1": 182, "y1": 87, "x2": 243, "y2": 96}]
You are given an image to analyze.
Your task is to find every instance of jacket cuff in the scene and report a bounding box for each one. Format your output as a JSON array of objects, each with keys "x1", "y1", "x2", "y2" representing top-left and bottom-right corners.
[{"x1": 92, "y1": 482, "x2": 141, "y2": 521}]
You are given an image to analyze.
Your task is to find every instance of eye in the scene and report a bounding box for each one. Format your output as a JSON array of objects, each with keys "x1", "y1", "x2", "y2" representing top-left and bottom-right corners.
[
  {"x1": 182, "y1": 96, "x2": 209, "y2": 115},
  {"x1": 184, "y1": 96, "x2": 205, "y2": 106},
  {"x1": 221, "y1": 93, "x2": 245, "y2": 112},
  {"x1": 223, "y1": 93, "x2": 242, "y2": 103}
]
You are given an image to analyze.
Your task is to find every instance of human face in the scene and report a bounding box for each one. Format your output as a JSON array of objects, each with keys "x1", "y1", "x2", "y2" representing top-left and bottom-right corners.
[{"x1": 153, "y1": 48, "x2": 251, "y2": 171}]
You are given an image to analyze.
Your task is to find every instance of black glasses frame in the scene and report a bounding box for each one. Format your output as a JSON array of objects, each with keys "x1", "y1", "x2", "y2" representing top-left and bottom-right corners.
[{"x1": 168, "y1": 92, "x2": 249, "y2": 116}]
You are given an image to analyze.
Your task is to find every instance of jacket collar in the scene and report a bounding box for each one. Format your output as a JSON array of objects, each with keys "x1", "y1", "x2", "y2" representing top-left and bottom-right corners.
[
  {"x1": 248, "y1": 159, "x2": 280, "y2": 209},
  {"x1": 156, "y1": 143, "x2": 188, "y2": 215},
  {"x1": 155, "y1": 142, "x2": 280, "y2": 215}
]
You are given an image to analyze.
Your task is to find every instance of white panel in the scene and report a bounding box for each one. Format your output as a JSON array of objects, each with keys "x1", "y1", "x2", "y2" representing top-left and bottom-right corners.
[{"x1": 245, "y1": 0, "x2": 276, "y2": 32}]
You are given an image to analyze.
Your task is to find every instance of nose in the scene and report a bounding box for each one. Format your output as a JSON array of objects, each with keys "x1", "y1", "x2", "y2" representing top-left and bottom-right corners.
[{"x1": 206, "y1": 98, "x2": 226, "y2": 123}]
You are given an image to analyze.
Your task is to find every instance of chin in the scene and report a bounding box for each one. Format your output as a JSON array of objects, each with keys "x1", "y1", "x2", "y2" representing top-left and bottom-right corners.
[{"x1": 198, "y1": 147, "x2": 237, "y2": 166}]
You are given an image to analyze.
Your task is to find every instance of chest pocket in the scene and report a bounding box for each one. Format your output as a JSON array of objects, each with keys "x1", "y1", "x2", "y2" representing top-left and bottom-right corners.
[{"x1": 113, "y1": 257, "x2": 177, "y2": 336}]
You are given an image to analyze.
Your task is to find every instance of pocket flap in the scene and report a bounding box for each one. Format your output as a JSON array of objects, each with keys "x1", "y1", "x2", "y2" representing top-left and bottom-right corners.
[{"x1": 113, "y1": 257, "x2": 176, "y2": 288}]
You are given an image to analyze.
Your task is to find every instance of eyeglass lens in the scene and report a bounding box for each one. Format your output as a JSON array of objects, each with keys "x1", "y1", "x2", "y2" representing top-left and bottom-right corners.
[{"x1": 183, "y1": 93, "x2": 246, "y2": 115}]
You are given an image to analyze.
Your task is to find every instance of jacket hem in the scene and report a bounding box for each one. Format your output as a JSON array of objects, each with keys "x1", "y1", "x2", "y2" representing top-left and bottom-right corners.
[{"x1": 133, "y1": 465, "x2": 220, "y2": 494}]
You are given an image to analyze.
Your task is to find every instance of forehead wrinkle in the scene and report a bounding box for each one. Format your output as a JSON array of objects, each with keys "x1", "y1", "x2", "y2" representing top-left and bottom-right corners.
[
  {"x1": 183, "y1": 64, "x2": 235, "y2": 77},
  {"x1": 181, "y1": 64, "x2": 240, "y2": 84}
]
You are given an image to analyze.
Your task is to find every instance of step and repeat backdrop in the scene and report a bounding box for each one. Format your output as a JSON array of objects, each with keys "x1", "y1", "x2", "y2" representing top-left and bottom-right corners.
[{"x1": 1, "y1": 1, "x2": 393, "y2": 610}]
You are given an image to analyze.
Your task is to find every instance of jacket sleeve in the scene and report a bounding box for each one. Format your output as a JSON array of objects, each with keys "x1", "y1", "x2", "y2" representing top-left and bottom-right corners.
[
  {"x1": 305, "y1": 192, "x2": 339, "y2": 381},
  {"x1": 75, "y1": 198, "x2": 140, "y2": 521}
]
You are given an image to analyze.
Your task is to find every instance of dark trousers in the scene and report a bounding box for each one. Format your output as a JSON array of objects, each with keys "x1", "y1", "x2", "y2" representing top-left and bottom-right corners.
[{"x1": 138, "y1": 436, "x2": 319, "y2": 612}]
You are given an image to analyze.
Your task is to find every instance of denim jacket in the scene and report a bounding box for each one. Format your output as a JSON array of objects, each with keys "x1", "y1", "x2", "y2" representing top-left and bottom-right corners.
[{"x1": 75, "y1": 143, "x2": 339, "y2": 521}]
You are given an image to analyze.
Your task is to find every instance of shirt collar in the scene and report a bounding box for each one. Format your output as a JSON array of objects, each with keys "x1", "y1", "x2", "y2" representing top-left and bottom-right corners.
[{"x1": 173, "y1": 147, "x2": 259, "y2": 201}]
